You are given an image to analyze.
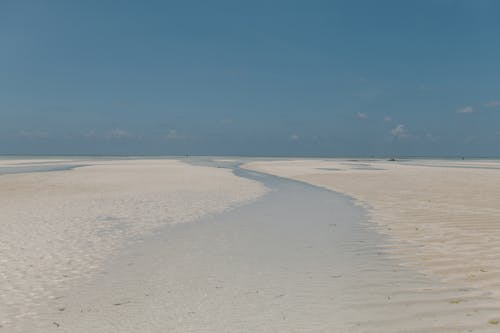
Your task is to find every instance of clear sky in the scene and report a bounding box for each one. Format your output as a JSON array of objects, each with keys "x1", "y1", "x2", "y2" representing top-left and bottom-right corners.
[{"x1": 1, "y1": 0, "x2": 499, "y2": 156}]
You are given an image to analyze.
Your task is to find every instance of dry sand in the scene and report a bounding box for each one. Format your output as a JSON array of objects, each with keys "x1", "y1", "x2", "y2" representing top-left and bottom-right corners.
[
  {"x1": 6, "y1": 157, "x2": 500, "y2": 332},
  {"x1": 27, "y1": 158, "x2": 500, "y2": 333},
  {"x1": 0, "y1": 159, "x2": 266, "y2": 329},
  {"x1": 244, "y1": 159, "x2": 500, "y2": 330},
  {"x1": 14, "y1": 160, "x2": 474, "y2": 333}
]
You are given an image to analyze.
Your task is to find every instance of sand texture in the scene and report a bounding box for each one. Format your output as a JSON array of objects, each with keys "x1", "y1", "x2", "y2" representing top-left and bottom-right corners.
[
  {"x1": 0, "y1": 159, "x2": 266, "y2": 329},
  {"x1": 6, "y1": 157, "x2": 500, "y2": 332},
  {"x1": 14, "y1": 161, "x2": 481, "y2": 333},
  {"x1": 244, "y1": 159, "x2": 500, "y2": 331}
]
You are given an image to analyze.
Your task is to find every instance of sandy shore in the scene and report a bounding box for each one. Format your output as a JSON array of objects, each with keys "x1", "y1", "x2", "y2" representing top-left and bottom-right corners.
[
  {"x1": 13, "y1": 161, "x2": 467, "y2": 333},
  {"x1": 245, "y1": 159, "x2": 500, "y2": 328},
  {"x1": 0, "y1": 159, "x2": 266, "y2": 330},
  {"x1": 6, "y1": 157, "x2": 500, "y2": 332},
  {"x1": 21, "y1": 159, "x2": 500, "y2": 333}
]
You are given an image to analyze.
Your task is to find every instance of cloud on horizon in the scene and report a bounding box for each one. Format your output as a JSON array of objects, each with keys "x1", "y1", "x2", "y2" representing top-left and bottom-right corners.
[
  {"x1": 484, "y1": 101, "x2": 500, "y2": 108},
  {"x1": 456, "y1": 106, "x2": 474, "y2": 114},
  {"x1": 356, "y1": 112, "x2": 368, "y2": 119},
  {"x1": 165, "y1": 129, "x2": 185, "y2": 141},
  {"x1": 107, "y1": 129, "x2": 131, "y2": 139},
  {"x1": 390, "y1": 124, "x2": 409, "y2": 139},
  {"x1": 18, "y1": 130, "x2": 50, "y2": 139}
]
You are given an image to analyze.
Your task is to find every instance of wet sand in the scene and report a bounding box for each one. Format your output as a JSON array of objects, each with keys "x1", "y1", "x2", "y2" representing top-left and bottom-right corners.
[
  {"x1": 4, "y1": 158, "x2": 500, "y2": 332},
  {"x1": 10, "y1": 160, "x2": 500, "y2": 332},
  {"x1": 0, "y1": 159, "x2": 266, "y2": 330},
  {"x1": 11, "y1": 163, "x2": 404, "y2": 332},
  {"x1": 245, "y1": 158, "x2": 500, "y2": 331}
]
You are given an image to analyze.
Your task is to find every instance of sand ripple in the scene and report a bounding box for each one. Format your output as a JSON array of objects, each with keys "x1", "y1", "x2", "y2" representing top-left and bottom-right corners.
[
  {"x1": 0, "y1": 159, "x2": 266, "y2": 329},
  {"x1": 245, "y1": 159, "x2": 500, "y2": 331}
]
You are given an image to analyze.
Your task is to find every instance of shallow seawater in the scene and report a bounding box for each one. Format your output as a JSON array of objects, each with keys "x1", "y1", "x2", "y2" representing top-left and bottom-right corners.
[
  {"x1": 13, "y1": 158, "x2": 500, "y2": 332},
  {"x1": 0, "y1": 165, "x2": 81, "y2": 175}
]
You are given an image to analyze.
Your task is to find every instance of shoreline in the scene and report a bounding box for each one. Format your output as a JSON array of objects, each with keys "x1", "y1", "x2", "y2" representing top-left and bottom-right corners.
[
  {"x1": 0, "y1": 159, "x2": 266, "y2": 330},
  {"x1": 25, "y1": 164, "x2": 384, "y2": 332},
  {"x1": 16, "y1": 161, "x2": 500, "y2": 332},
  {"x1": 244, "y1": 158, "x2": 500, "y2": 330},
  {"x1": 4, "y1": 158, "x2": 500, "y2": 331}
]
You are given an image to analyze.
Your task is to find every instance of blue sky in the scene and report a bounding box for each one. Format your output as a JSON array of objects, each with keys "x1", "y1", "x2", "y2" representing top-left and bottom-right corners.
[{"x1": 1, "y1": 0, "x2": 499, "y2": 156}]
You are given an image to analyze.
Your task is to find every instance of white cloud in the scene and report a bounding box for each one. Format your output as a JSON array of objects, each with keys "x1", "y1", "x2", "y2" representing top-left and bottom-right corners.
[
  {"x1": 165, "y1": 129, "x2": 184, "y2": 140},
  {"x1": 83, "y1": 129, "x2": 98, "y2": 138},
  {"x1": 456, "y1": 106, "x2": 474, "y2": 114},
  {"x1": 107, "y1": 128, "x2": 131, "y2": 139},
  {"x1": 485, "y1": 101, "x2": 500, "y2": 108},
  {"x1": 384, "y1": 116, "x2": 392, "y2": 122},
  {"x1": 289, "y1": 134, "x2": 300, "y2": 141},
  {"x1": 18, "y1": 130, "x2": 49, "y2": 139},
  {"x1": 390, "y1": 124, "x2": 409, "y2": 139},
  {"x1": 425, "y1": 133, "x2": 438, "y2": 142},
  {"x1": 356, "y1": 112, "x2": 367, "y2": 119}
]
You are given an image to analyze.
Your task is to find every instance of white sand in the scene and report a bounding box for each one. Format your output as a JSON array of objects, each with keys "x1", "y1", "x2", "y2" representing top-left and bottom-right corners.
[
  {"x1": 0, "y1": 159, "x2": 266, "y2": 329},
  {"x1": 7, "y1": 157, "x2": 500, "y2": 332},
  {"x1": 244, "y1": 159, "x2": 500, "y2": 315},
  {"x1": 30, "y1": 158, "x2": 500, "y2": 332}
]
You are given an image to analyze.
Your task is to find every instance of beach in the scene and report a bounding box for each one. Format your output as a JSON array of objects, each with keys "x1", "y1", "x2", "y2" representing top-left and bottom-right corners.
[
  {"x1": 0, "y1": 158, "x2": 266, "y2": 331},
  {"x1": 3, "y1": 157, "x2": 500, "y2": 332},
  {"x1": 4, "y1": 0, "x2": 496, "y2": 330},
  {"x1": 245, "y1": 158, "x2": 500, "y2": 330}
]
